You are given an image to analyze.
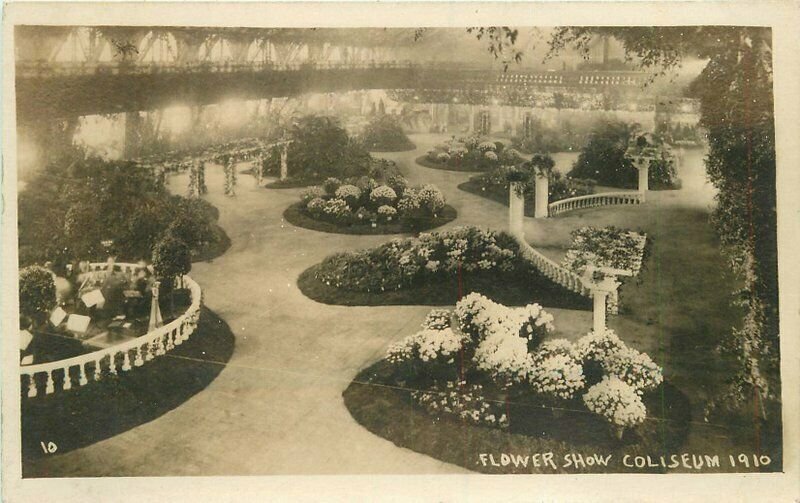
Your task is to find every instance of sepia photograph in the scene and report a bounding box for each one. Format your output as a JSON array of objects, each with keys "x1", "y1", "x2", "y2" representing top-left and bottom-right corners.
[{"x1": 2, "y1": 2, "x2": 799, "y2": 501}]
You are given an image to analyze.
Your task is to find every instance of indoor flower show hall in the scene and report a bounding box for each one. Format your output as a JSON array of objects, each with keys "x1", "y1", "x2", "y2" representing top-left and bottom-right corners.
[{"x1": 16, "y1": 26, "x2": 780, "y2": 477}]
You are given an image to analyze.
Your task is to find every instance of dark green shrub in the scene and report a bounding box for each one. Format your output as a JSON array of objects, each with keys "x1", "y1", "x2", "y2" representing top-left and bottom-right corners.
[{"x1": 18, "y1": 266, "x2": 56, "y2": 324}]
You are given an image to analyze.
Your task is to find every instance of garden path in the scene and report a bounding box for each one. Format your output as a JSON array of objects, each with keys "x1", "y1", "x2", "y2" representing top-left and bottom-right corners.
[{"x1": 29, "y1": 133, "x2": 735, "y2": 476}]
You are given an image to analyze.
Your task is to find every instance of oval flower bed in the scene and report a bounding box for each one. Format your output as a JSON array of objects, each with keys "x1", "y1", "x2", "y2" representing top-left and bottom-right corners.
[
  {"x1": 343, "y1": 294, "x2": 691, "y2": 474},
  {"x1": 283, "y1": 174, "x2": 457, "y2": 235},
  {"x1": 416, "y1": 136, "x2": 525, "y2": 172},
  {"x1": 297, "y1": 226, "x2": 590, "y2": 309}
]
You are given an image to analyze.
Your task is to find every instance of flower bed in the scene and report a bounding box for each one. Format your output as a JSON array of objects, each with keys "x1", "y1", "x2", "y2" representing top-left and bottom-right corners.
[
  {"x1": 417, "y1": 136, "x2": 524, "y2": 172},
  {"x1": 284, "y1": 171, "x2": 456, "y2": 234},
  {"x1": 344, "y1": 296, "x2": 688, "y2": 473},
  {"x1": 458, "y1": 164, "x2": 596, "y2": 217},
  {"x1": 562, "y1": 226, "x2": 649, "y2": 278},
  {"x1": 297, "y1": 226, "x2": 591, "y2": 309}
]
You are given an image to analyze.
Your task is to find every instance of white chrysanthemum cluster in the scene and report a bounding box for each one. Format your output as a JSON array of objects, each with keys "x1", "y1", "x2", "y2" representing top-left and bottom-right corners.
[
  {"x1": 575, "y1": 328, "x2": 627, "y2": 363},
  {"x1": 454, "y1": 293, "x2": 555, "y2": 384},
  {"x1": 529, "y1": 354, "x2": 586, "y2": 400},
  {"x1": 370, "y1": 185, "x2": 398, "y2": 204},
  {"x1": 306, "y1": 197, "x2": 326, "y2": 214},
  {"x1": 603, "y1": 346, "x2": 663, "y2": 394},
  {"x1": 322, "y1": 198, "x2": 351, "y2": 218},
  {"x1": 583, "y1": 376, "x2": 647, "y2": 428},
  {"x1": 417, "y1": 184, "x2": 446, "y2": 214},
  {"x1": 421, "y1": 308, "x2": 452, "y2": 330},
  {"x1": 334, "y1": 184, "x2": 362, "y2": 201},
  {"x1": 484, "y1": 151, "x2": 498, "y2": 161},
  {"x1": 386, "y1": 328, "x2": 467, "y2": 365},
  {"x1": 478, "y1": 140, "x2": 497, "y2": 152}
]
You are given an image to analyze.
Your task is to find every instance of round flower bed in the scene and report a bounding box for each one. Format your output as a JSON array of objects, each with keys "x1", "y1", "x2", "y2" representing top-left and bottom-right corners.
[
  {"x1": 416, "y1": 136, "x2": 524, "y2": 172},
  {"x1": 283, "y1": 174, "x2": 457, "y2": 235},
  {"x1": 343, "y1": 297, "x2": 690, "y2": 474}
]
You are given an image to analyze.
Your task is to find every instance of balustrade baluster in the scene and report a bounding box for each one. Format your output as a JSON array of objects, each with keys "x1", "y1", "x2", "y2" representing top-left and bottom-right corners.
[
  {"x1": 27, "y1": 377, "x2": 37, "y2": 398},
  {"x1": 122, "y1": 351, "x2": 132, "y2": 371},
  {"x1": 62, "y1": 368, "x2": 72, "y2": 390},
  {"x1": 45, "y1": 371, "x2": 55, "y2": 394},
  {"x1": 135, "y1": 346, "x2": 145, "y2": 366},
  {"x1": 93, "y1": 360, "x2": 103, "y2": 380},
  {"x1": 79, "y1": 364, "x2": 88, "y2": 385},
  {"x1": 108, "y1": 353, "x2": 117, "y2": 375}
]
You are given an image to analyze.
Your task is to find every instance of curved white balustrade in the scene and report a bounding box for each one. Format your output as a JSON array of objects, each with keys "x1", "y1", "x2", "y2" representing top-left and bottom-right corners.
[
  {"x1": 514, "y1": 236, "x2": 592, "y2": 298},
  {"x1": 20, "y1": 263, "x2": 202, "y2": 399},
  {"x1": 548, "y1": 191, "x2": 642, "y2": 217}
]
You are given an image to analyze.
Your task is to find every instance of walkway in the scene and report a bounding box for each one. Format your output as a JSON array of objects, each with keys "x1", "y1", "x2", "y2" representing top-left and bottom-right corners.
[{"x1": 28, "y1": 133, "x2": 728, "y2": 476}]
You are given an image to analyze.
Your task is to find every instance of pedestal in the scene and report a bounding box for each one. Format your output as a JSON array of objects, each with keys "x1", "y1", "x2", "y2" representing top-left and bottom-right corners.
[
  {"x1": 592, "y1": 290, "x2": 608, "y2": 334},
  {"x1": 534, "y1": 173, "x2": 549, "y2": 219},
  {"x1": 637, "y1": 164, "x2": 649, "y2": 201},
  {"x1": 508, "y1": 183, "x2": 525, "y2": 237}
]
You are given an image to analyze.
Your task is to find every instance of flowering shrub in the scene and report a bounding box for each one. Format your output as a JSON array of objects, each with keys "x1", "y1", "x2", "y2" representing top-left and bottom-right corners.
[
  {"x1": 322, "y1": 177, "x2": 342, "y2": 195},
  {"x1": 397, "y1": 189, "x2": 421, "y2": 213},
  {"x1": 534, "y1": 338, "x2": 577, "y2": 360},
  {"x1": 322, "y1": 198, "x2": 352, "y2": 220},
  {"x1": 386, "y1": 174, "x2": 408, "y2": 197},
  {"x1": 436, "y1": 152, "x2": 451, "y2": 163},
  {"x1": 529, "y1": 354, "x2": 586, "y2": 400},
  {"x1": 300, "y1": 186, "x2": 326, "y2": 204},
  {"x1": 453, "y1": 293, "x2": 555, "y2": 386},
  {"x1": 484, "y1": 151, "x2": 498, "y2": 161},
  {"x1": 575, "y1": 328, "x2": 627, "y2": 365},
  {"x1": 370, "y1": 185, "x2": 398, "y2": 206},
  {"x1": 562, "y1": 226, "x2": 647, "y2": 277},
  {"x1": 422, "y1": 308, "x2": 452, "y2": 330},
  {"x1": 473, "y1": 325, "x2": 533, "y2": 385},
  {"x1": 377, "y1": 205, "x2": 397, "y2": 223},
  {"x1": 334, "y1": 184, "x2": 362, "y2": 207},
  {"x1": 386, "y1": 328, "x2": 468, "y2": 365},
  {"x1": 314, "y1": 227, "x2": 518, "y2": 293},
  {"x1": 583, "y1": 376, "x2": 647, "y2": 431},
  {"x1": 412, "y1": 381, "x2": 509, "y2": 429},
  {"x1": 603, "y1": 346, "x2": 663, "y2": 394},
  {"x1": 417, "y1": 185, "x2": 446, "y2": 215},
  {"x1": 478, "y1": 141, "x2": 497, "y2": 152},
  {"x1": 306, "y1": 197, "x2": 326, "y2": 216}
]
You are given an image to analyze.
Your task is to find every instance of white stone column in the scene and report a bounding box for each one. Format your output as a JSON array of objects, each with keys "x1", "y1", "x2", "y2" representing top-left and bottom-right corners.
[
  {"x1": 442, "y1": 104, "x2": 449, "y2": 132},
  {"x1": 468, "y1": 105, "x2": 475, "y2": 133},
  {"x1": 592, "y1": 289, "x2": 608, "y2": 334},
  {"x1": 534, "y1": 172, "x2": 549, "y2": 219},
  {"x1": 590, "y1": 276, "x2": 620, "y2": 333},
  {"x1": 508, "y1": 182, "x2": 525, "y2": 237},
  {"x1": 280, "y1": 143, "x2": 289, "y2": 180},
  {"x1": 632, "y1": 156, "x2": 650, "y2": 202}
]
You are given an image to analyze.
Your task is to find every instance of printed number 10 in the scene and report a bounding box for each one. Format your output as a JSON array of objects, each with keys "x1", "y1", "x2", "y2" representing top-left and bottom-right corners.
[{"x1": 40, "y1": 441, "x2": 57, "y2": 454}]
